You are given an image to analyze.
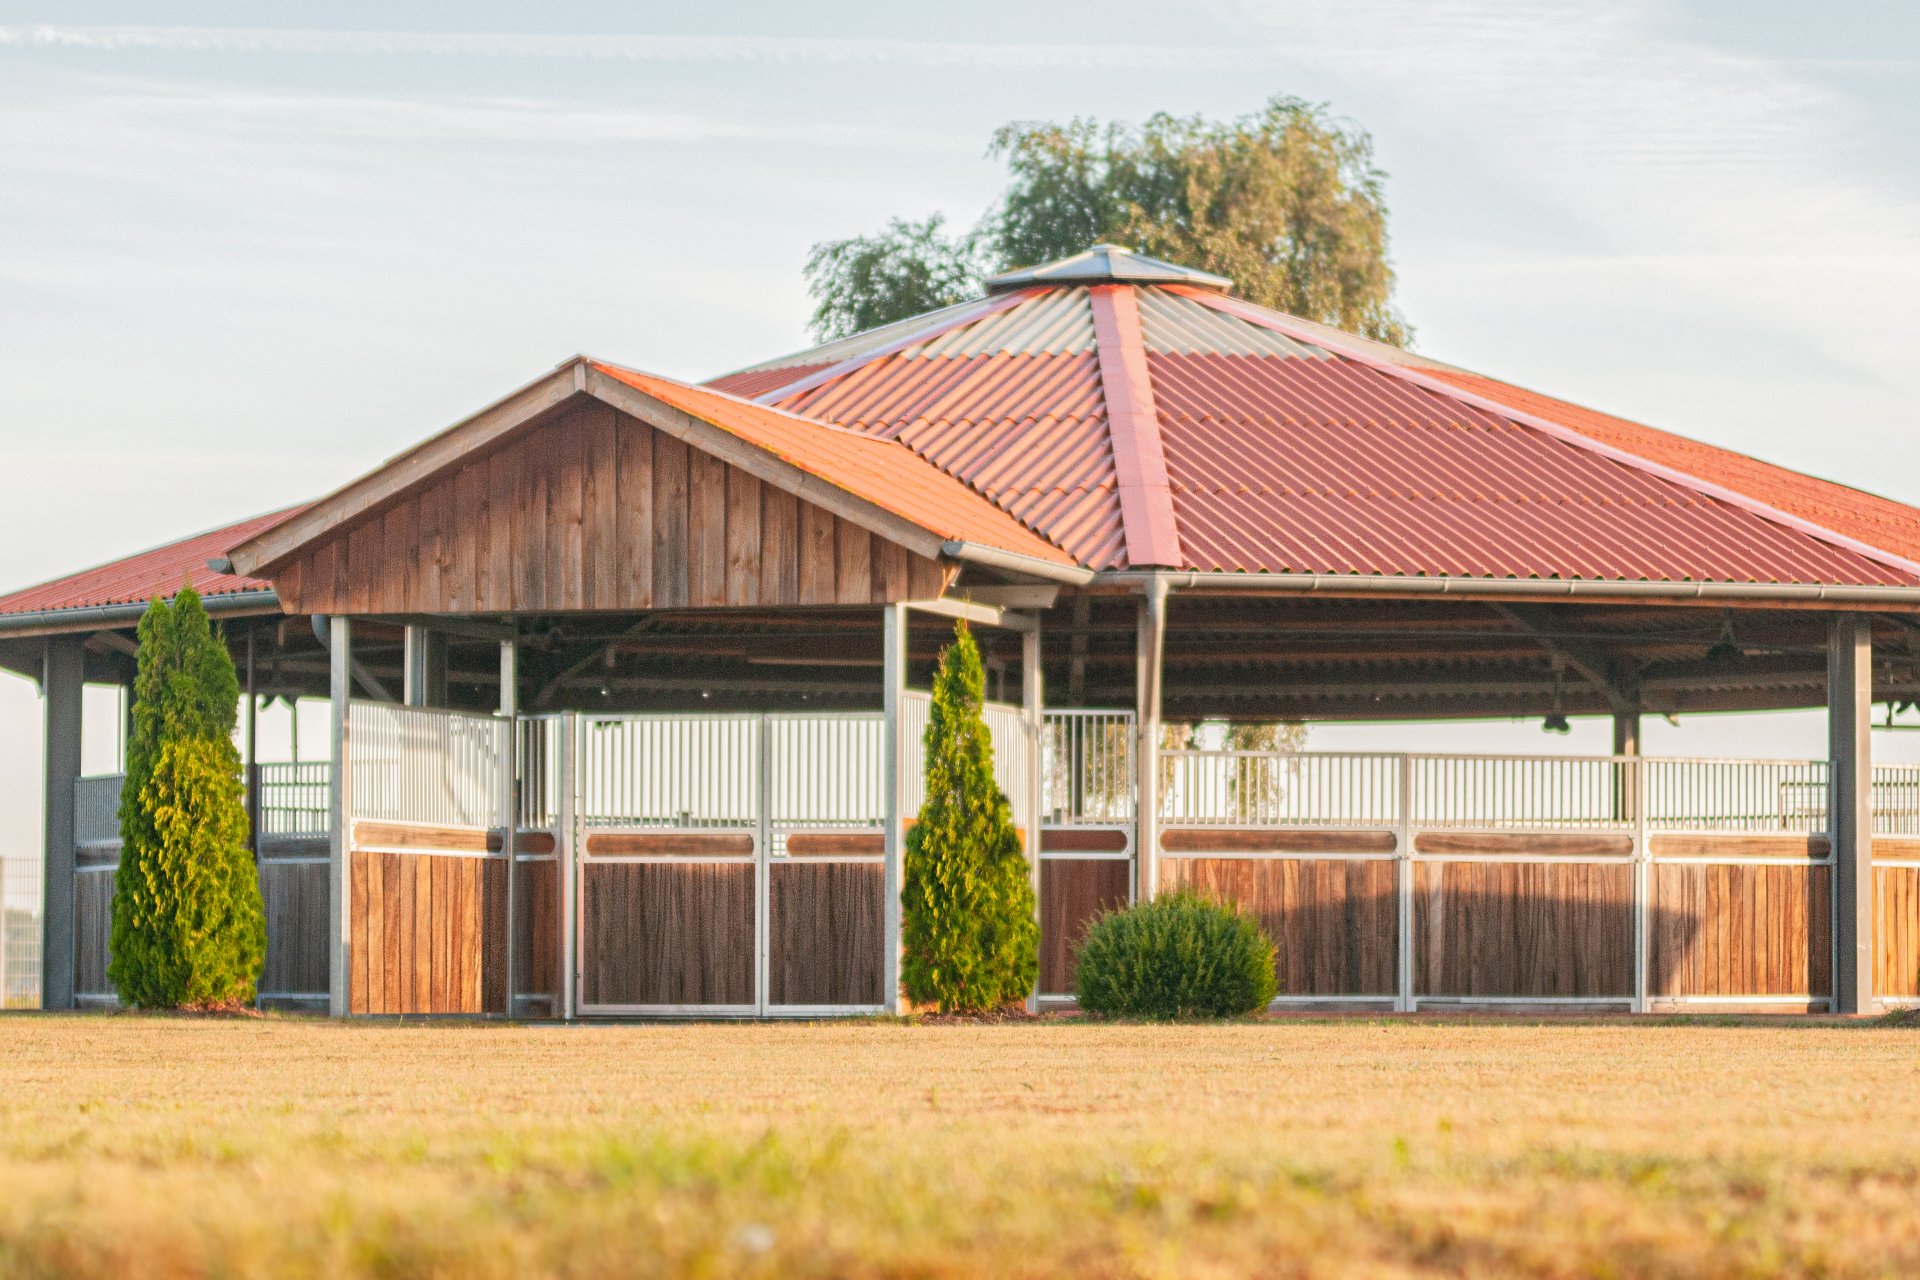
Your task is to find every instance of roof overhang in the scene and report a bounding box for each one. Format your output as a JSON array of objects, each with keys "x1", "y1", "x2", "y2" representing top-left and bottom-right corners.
[
  {"x1": 0, "y1": 588, "x2": 284, "y2": 638},
  {"x1": 1097, "y1": 570, "x2": 1920, "y2": 610}
]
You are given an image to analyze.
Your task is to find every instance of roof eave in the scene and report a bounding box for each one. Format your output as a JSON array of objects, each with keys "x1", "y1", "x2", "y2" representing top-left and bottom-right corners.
[
  {"x1": 1095, "y1": 570, "x2": 1920, "y2": 608},
  {"x1": 0, "y1": 588, "x2": 284, "y2": 638}
]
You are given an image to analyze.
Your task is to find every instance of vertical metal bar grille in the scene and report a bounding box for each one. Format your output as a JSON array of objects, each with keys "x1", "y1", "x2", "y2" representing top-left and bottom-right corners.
[{"x1": 345, "y1": 701, "x2": 505, "y2": 827}]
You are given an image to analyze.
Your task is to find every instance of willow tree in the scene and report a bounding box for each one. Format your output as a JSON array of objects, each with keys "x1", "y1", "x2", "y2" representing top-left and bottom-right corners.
[
  {"x1": 805, "y1": 94, "x2": 1409, "y2": 345},
  {"x1": 901, "y1": 622, "x2": 1039, "y2": 1012},
  {"x1": 108, "y1": 585, "x2": 265, "y2": 1008}
]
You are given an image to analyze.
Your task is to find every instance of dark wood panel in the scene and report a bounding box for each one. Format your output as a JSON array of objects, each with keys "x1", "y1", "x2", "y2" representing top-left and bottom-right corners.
[
  {"x1": 73, "y1": 870, "x2": 115, "y2": 999},
  {"x1": 515, "y1": 858, "x2": 559, "y2": 1013},
  {"x1": 768, "y1": 861, "x2": 884, "y2": 1006},
  {"x1": 1649, "y1": 834, "x2": 1828, "y2": 860},
  {"x1": 1041, "y1": 828, "x2": 1131, "y2": 854},
  {"x1": 1164, "y1": 828, "x2": 1396, "y2": 855},
  {"x1": 1164, "y1": 857, "x2": 1397, "y2": 997},
  {"x1": 260, "y1": 860, "x2": 328, "y2": 996},
  {"x1": 1039, "y1": 858, "x2": 1132, "y2": 995},
  {"x1": 1649, "y1": 863, "x2": 1830, "y2": 997},
  {"x1": 272, "y1": 401, "x2": 956, "y2": 614},
  {"x1": 1414, "y1": 861, "x2": 1632, "y2": 997},
  {"x1": 1416, "y1": 831, "x2": 1632, "y2": 858},
  {"x1": 785, "y1": 832, "x2": 885, "y2": 857},
  {"x1": 586, "y1": 832, "x2": 754, "y2": 857},
  {"x1": 350, "y1": 849, "x2": 501, "y2": 1015},
  {"x1": 1877, "y1": 867, "x2": 1920, "y2": 999},
  {"x1": 580, "y1": 862, "x2": 755, "y2": 1006}
]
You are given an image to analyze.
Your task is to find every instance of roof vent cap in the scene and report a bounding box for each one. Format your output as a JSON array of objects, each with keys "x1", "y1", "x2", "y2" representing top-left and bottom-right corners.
[{"x1": 984, "y1": 244, "x2": 1234, "y2": 294}]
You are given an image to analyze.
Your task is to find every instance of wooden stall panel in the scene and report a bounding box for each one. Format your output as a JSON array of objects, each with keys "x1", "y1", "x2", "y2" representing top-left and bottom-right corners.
[
  {"x1": 350, "y1": 849, "x2": 503, "y2": 1016},
  {"x1": 259, "y1": 860, "x2": 329, "y2": 1000},
  {"x1": 1414, "y1": 862, "x2": 1633, "y2": 998},
  {"x1": 1163, "y1": 857, "x2": 1398, "y2": 997},
  {"x1": 1647, "y1": 863, "x2": 1830, "y2": 998},
  {"x1": 580, "y1": 862, "x2": 755, "y2": 1007},
  {"x1": 768, "y1": 861, "x2": 884, "y2": 1007},
  {"x1": 1039, "y1": 858, "x2": 1132, "y2": 996},
  {"x1": 73, "y1": 869, "x2": 116, "y2": 1000},
  {"x1": 514, "y1": 857, "x2": 560, "y2": 1016},
  {"x1": 1877, "y1": 866, "x2": 1920, "y2": 999}
]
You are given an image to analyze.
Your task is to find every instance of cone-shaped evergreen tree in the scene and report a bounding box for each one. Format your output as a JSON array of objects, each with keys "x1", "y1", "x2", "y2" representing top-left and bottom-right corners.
[
  {"x1": 108, "y1": 584, "x2": 265, "y2": 1007},
  {"x1": 901, "y1": 621, "x2": 1039, "y2": 1012}
]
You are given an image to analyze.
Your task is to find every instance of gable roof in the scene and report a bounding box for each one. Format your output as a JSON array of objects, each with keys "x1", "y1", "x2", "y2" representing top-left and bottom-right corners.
[
  {"x1": 709, "y1": 247, "x2": 1920, "y2": 589},
  {"x1": 225, "y1": 357, "x2": 1081, "y2": 586}
]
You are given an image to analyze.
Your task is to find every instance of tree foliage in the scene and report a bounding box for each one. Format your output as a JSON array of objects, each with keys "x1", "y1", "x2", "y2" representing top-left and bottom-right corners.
[
  {"x1": 109, "y1": 585, "x2": 265, "y2": 1008},
  {"x1": 901, "y1": 622, "x2": 1039, "y2": 1012},
  {"x1": 806, "y1": 94, "x2": 1408, "y2": 344}
]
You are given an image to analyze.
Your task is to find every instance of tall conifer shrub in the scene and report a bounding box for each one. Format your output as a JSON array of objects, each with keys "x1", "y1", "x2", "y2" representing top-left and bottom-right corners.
[
  {"x1": 108, "y1": 585, "x2": 265, "y2": 1008},
  {"x1": 901, "y1": 621, "x2": 1039, "y2": 1012}
]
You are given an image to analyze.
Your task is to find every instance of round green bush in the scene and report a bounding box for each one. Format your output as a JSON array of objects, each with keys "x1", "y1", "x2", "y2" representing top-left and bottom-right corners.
[{"x1": 1073, "y1": 893, "x2": 1277, "y2": 1019}]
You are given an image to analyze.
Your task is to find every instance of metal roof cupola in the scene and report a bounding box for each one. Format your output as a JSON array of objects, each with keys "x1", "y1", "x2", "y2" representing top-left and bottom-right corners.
[{"x1": 983, "y1": 244, "x2": 1234, "y2": 294}]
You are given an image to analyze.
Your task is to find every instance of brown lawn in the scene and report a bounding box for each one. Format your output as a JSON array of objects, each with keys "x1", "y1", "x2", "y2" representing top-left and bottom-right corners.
[{"x1": 0, "y1": 1014, "x2": 1916, "y2": 1277}]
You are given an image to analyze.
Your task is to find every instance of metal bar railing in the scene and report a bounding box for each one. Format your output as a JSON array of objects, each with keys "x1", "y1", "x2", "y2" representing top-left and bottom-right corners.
[{"x1": 1041, "y1": 711, "x2": 1135, "y2": 825}]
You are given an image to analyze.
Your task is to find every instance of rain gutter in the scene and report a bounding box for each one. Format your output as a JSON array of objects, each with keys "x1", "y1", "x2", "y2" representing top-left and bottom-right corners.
[
  {"x1": 0, "y1": 589, "x2": 283, "y2": 636},
  {"x1": 942, "y1": 541, "x2": 1094, "y2": 586},
  {"x1": 1097, "y1": 571, "x2": 1920, "y2": 607}
]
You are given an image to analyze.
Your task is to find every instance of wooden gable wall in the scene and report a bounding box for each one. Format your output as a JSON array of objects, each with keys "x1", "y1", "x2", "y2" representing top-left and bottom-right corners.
[{"x1": 270, "y1": 399, "x2": 955, "y2": 615}]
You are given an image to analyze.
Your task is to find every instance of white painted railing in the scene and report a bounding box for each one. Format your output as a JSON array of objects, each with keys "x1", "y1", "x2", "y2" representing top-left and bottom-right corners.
[
  {"x1": 73, "y1": 774, "x2": 124, "y2": 846},
  {"x1": 575, "y1": 713, "x2": 759, "y2": 829},
  {"x1": 254, "y1": 762, "x2": 332, "y2": 837},
  {"x1": 347, "y1": 701, "x2": 506, "y2": 828},
  {"x1": 1161, "y1": 751, "x2": 1399, "y2": 828},
  {"x1": 1042, "y1": 711, "x2": 1134, "y2": 824}
]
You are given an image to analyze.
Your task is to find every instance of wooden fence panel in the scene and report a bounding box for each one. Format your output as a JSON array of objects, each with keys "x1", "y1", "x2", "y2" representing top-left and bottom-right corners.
[
  {"x1": 1873, "y1": 865, "x2": 1920, "y2": 999},
  {"x1": 1163, "y1": 856, "x2": 1398, "y2": 997},
  {"x1": 349, "y1": 848, "x2": 501, "y2": 1015},
  {"x1": 580, "y1": 862, "x2": 755, "y2": 1007},
  {"x1": 73, "y1": 869, "x2": 116, "y2": 1000},
  {"x1": 1414, "y1": 862, "x2": 1633, "y2": 998},
  {"x1": 259, "y1": 858, "x2": 329, "y2": 999},
  {"x1": 515, "y1": 856, "x2": 560, "y2": 1015},
  {"x1": 1647, "y1": 863, "x2": 1830, "y2": 998},
  {"x1": 1038, "y1": 858, "x2": 1131, "y2": 996},
  {"x1": 767, "y1": 861, "x2": 884, "y2": 1007}
]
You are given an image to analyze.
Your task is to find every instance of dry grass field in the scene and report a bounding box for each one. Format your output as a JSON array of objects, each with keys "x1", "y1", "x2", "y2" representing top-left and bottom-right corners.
[{"x1": 0, "y1": 1015, "x2": 1917, "y2": 1278}]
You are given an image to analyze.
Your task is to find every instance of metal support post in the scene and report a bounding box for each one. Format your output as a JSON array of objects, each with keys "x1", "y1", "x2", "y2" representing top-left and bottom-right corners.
[
  {"x1": 327, "y1": 617, "x2": 352, "y2": 1017},
  {"x1": 1632, "y1": 754, "x2": 1649, "y2": 1013},
  {"x1": 40, "y1": 640, "x2": 84, "y2": 1010},
  {"x1": 499, "y1": 638, "x2": 518, "y2": 1018},
  {"x1": 756, "y1": 713, "x2": 773, "y2": 1016},
  {"x1": 558, "y1": 711, "x2": 578, "y2": 1021},
  {"x1": 1828, "y1": 615, "x2": 1873, "y2": 1014},
  {"x1": 1022, "y1": 618, "x2": 1044, "y2": 1013},
  {"x1": 1395, "y1": 753, "x2": 1414, "y2": 1013},
  {"x1": 881, "y1": 603, "x2": 908, "y2": 1014},
  {"x1": 1134, "y1": 577, "x2": 1168, "y2": 902}
]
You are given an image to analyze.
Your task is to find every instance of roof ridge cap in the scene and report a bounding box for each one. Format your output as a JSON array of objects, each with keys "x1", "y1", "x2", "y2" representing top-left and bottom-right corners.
[
  {"x1": 1180, "y1": 291, "x2": 1920, "y2": 583},
  {"x1": 1089, "y1": 283, "x2": 1183, "y2": 568}
]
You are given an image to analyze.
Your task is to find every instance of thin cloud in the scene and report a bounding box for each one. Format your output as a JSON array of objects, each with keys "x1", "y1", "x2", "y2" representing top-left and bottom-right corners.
[{"x1": 0, "y1": 25, "x2": 1277, "y2": 70}]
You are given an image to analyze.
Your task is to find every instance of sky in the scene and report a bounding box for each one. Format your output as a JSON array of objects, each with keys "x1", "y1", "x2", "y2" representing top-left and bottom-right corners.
[{"x1": 4, "y1": 1, "x2": 1920, "y2": 862}]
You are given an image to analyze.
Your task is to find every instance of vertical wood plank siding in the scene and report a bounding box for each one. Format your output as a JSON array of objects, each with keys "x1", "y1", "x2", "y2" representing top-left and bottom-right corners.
[
  {"x1": 72, "y1": 870, "x2": 116, "y2": 999},
  {"x1": 767, "y1": 862, "x2": 884, "y2": 1006},
  {"x1": 579, "y1": 863, "x2": 756, "y2": 1006},
  {"x1": 1414, "y1": 863, "x2": 1634, "y2": 998},
  {"x1": 1038, "y1": 860, "x2": 1132, "y2": 995},
  {"x1": 259, "y1": 858, "x2": 329, "y2": 997},
  {"x1": 272, "y1": 402, "x2": 953, "y2": 613},
  {"x1": 515, "y1": 858, "x2": 560, "y2": 1008},
  {"x1": 349, "y1": 849, "x2": 511, "y2": 1015},
  {"x1": 1646, "y1": 863, "x2": 1832, "y2": 998},
  {"x1": 1162, "y1": 858, "x2": 1399, "y2": 996},
  {"x1": 1876, "y1": 866, "x2": 1920, "y2": 998}
]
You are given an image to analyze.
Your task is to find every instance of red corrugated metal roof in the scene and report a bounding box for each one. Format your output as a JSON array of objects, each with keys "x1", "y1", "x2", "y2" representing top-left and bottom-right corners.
[
  {"x1": 0, "y1": 507, "x2": 300, "y2": 618},
  {"x1": 713, "y1": 251, "x2": 1920, "y2": 586},
  {"x1": 591, "y1": 363, "x2": 1079, "y2": 567}
]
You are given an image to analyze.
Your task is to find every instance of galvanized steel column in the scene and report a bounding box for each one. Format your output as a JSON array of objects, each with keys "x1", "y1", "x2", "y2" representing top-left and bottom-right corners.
[
  {"x1": 1828, "y1": 615, "x2": 1874, "y2": 1014},
  {"x1": 499, "y1": 639, "x2": 518, "y2": 1018},
  {"x1": 327, "y1": 617, "x2": 352, "y2": 1018},
  {"x1": 1022, "y1": 618, "x2": 1044, "y2": 1012},
  {"x1": 1134, "y1": 577, "x2": 1169, "y2": 902},
  {"x1": 40, "y1": 639, "x2": 84, "y2": 1010},
  {"x1": 881, "y1": 603, "x2": 908, "y2": 1014}
]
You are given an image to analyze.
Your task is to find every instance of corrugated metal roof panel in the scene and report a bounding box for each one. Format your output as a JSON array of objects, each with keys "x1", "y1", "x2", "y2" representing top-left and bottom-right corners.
[
  {"x1": 0, "y1": 508, "x2": 298, "y2": 617},
  {"x1": 709, "y1": 295, "x2": 991, "y2": 379},
  {"x1": 774, "y1": 351, "x2": 1128, "y2": 569},
  {"x1": 1150, "y1": 352, "x2": 1913, "y2": 584},
  {"x1": 705, "y1": 363, "x2": 832, "y2": 399},
  {"x1": 592, "y1": 363, "x2": 1079, "y2": 567},
  {"x1": 913, "y1": 286, "x2": 1094, "y2": 356},
  {"x1": 1138, "y1": 287, "x2": 1328, "y2": 358},
  {"x1": 1419, "y1": 367, "x2": 1920, "y2": 567}
]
